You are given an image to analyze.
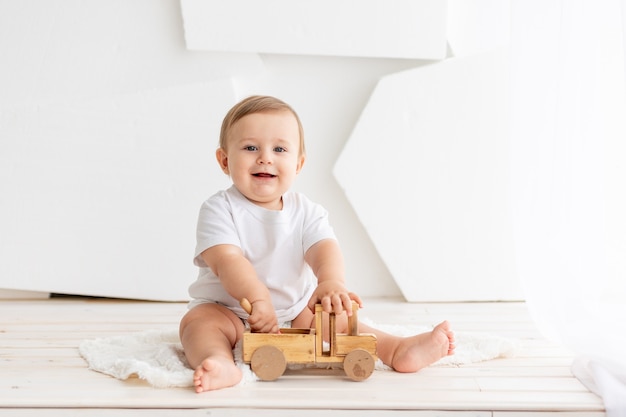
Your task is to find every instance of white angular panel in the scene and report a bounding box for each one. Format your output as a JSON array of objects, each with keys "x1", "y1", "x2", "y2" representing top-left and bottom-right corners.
[
  {"x1": 447, "y1": 0, "x2": 510, "y2": 57},
  {"x1": 0, "y1": 0, "x2": 263, "y2": 108},
  {"x1": 181, "y1": 0, "x2": 448, "y2": 59},
  {"x1": 0, "y1": 0, "x2": 262, "y2": 300},
  {"x1": 334, "y1": 49, "x2": 523, "y2": 302},
  {"x1": 0, "y1": 81, "x2": 235, "y2": 300}
]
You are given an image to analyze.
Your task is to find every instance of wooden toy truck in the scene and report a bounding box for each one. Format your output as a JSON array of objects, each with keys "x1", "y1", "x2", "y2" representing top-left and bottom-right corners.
[{"x1": 240, "y1": 298, "x2": 377, "y2": 382}]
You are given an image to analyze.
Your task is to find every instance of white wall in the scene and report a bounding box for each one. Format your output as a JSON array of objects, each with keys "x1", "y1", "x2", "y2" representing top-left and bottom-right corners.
[
  {"x1": 1, "y1": 0, "x2": 427, "y2": 300},
  {"x1": 510, "y1": 0, "x2": 626, "y2": 357},
  {"x1": 1, "y1": 0, "x2": 531, "y2": 302}
]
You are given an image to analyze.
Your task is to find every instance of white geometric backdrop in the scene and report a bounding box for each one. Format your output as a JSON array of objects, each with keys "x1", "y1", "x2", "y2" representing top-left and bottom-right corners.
[
  {"x1": 181, "y1": 0, "x2": 448, "y2": 59},
  {"x1": 1, "y1": 0, "x2": 525, "y2": 301},
  {"x1": 183, "y1": 0, "x2": 521, "y2": 302},
  {"x1": 333, "y1": 48, "x2": 521, "y2": 301}
]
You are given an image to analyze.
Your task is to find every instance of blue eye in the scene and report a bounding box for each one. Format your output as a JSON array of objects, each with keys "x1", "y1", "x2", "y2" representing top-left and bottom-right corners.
[
  {"x1": 244, "y1": 146, "x2": 258, "y2": 151},
  {"x1": 274, "y1": 147, "x2": 286, "y2": 153}
]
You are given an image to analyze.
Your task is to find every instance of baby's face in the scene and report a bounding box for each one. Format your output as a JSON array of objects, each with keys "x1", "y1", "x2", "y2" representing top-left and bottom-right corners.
[{"x1": 216, "y1": 110, "x2": 305, "y2": 210}]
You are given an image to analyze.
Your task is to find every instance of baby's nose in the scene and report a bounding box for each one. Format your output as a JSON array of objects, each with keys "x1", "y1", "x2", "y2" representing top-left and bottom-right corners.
[{"x1": 257, "y1": 151, "x2": 273, "y2": 164}]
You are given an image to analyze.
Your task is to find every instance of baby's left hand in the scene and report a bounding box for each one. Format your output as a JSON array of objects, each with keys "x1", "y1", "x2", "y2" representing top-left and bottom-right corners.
[{"x1": 308, "y1": 281, "x2": 362, "y2": 317}]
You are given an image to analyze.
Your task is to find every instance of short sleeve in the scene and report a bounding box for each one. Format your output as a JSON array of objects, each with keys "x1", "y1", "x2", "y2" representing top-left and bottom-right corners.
[
  {"x1": 299, "y1": 195, "x2": 336, "y2": 253},
  {"x1": 193, "y1": 193, "x2": 241, "y2": 267}
]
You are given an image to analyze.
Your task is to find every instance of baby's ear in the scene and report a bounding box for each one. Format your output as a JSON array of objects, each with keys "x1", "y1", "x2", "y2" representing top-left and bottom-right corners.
[
  {"x1": 295, "y1": 154, "x2": 306, "y2": 174},
  {"x1": 215, "y1": 148, "x2": 230, "y2": 174}
]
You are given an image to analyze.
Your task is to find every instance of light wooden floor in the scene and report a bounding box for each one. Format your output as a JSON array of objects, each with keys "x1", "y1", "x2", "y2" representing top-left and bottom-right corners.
[{"x1": 0, "y1": 296, "x2": 605, "y2": 416}]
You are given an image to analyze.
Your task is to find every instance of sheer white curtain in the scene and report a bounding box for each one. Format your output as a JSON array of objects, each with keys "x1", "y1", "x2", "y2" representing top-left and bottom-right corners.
[{"x1": 510, "y1": 1, "x2": 626, "y2": 415}]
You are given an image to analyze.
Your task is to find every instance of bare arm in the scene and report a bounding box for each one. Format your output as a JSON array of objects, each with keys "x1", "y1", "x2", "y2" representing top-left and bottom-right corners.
[
  {"x1": 305, "y1": 239, "x2": 362, "y2": 316},
  {"x1": 200, "y1": 244, "x2": 278, "y2": 333}
]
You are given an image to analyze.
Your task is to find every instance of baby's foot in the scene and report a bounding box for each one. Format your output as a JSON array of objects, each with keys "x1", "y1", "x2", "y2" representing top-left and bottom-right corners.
[
  {"x1": 193, "y1": 356, "x2": 242, "y2": 393},
  {"x1": 391, "y1": 320, "x2": 455, "y2": 373}
]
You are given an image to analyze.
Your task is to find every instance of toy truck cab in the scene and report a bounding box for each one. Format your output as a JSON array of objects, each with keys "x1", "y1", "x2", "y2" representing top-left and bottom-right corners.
[{"x1": 241, "y1": 300, "x2": 377, "y2": 381}]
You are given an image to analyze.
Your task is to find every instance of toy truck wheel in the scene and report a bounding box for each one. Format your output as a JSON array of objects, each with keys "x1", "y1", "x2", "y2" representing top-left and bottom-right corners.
[
  {"x1": 343, "y1": 348, "x2": 375, "y2": 381},
  {"x1": 250, "y1": 345, "x2": 287, "y2": 381}
]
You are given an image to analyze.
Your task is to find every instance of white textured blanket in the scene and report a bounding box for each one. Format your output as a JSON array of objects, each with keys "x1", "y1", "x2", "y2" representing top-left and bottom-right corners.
[{"x1": 78, "y1": 322, "x2": 518, "y2": 388}]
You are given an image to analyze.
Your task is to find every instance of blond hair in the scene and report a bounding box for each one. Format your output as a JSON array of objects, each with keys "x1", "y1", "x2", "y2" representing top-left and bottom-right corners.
[{"x1": 219, "y1": 95, "x2": 305, "y2": 156}]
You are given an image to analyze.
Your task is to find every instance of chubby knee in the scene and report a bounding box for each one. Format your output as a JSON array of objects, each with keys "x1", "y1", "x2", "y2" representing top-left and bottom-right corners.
[{"x1": 179, "y1": 303, "x2": 244, "y2": 341}]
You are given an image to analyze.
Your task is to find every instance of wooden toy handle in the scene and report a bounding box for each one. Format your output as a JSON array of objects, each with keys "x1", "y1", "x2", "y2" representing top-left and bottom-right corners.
[{"x1": 240, "y1": 298, "x2": 253, "y2": 314}]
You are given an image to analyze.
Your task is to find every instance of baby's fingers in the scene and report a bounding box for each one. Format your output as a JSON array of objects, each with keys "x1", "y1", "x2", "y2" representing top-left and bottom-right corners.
[
  {"x1": 249, "y1": 316, "x2": 279, "y2": 334},
  {"x1": 321, "y1": 293, "x2": 353, "y2": 316},
  {"x1": 339, "y1": 293, "x2": 355, "y2": 316}
]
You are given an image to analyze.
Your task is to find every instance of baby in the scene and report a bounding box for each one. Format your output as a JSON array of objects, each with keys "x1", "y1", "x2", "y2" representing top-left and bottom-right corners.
[{"x1": 179, "y1": 95, "x2": 455, "y2": 392}]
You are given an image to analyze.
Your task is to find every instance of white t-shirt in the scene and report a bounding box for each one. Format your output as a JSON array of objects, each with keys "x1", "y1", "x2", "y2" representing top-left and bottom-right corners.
[{"x1": 188, "y1": 185, "x2": 336, "y2": 323}]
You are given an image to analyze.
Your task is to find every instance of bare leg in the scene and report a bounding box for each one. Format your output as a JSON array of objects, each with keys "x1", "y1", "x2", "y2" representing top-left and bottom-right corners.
[
  {"x1": 179, "y1": 303, "x2": 245, "y2": 392},
  {"x1": 360, "y1": 320, "x2": 455, "y2": 372}
]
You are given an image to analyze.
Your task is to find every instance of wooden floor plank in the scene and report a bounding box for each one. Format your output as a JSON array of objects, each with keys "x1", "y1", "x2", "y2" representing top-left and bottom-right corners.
[
  {"x1": 0, "y1": 297, "x2": 605, "y2": 414},
  {"x1": 0, "y1": 410, "x2": 493, "y2": 417}
]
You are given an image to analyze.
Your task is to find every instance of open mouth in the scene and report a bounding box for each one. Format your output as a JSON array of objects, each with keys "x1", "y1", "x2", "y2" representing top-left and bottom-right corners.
[{"x1": 253, "y1": 173, "x2": 276, "y2": 178}]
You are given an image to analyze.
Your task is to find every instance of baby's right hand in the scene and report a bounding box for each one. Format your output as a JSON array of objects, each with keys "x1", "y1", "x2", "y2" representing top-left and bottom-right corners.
[{"x1": 245, "y1": 299, "x2": 279, "y2": 334}]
